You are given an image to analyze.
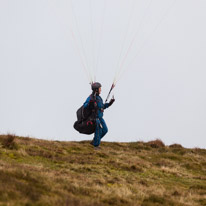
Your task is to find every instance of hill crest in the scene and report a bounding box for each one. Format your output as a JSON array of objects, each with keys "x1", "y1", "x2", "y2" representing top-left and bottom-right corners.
[{"x1": 0, "y1": 134, "x2": 206, "y2": 206}]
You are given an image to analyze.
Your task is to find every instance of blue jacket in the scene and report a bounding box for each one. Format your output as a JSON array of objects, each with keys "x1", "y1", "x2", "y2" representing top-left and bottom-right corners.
[{"x1": 83, "y1": 95, "x2": 110, "y2": 119}]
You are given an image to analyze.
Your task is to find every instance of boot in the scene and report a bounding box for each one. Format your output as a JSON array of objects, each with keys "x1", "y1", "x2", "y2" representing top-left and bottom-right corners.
[{"x1": 94, "y1": 146, "x2": 101, "y2": 150}]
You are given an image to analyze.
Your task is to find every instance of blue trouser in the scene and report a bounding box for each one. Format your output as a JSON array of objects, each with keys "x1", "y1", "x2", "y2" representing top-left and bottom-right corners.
[{"x1": 93, "y1": 118, "x2": 108, "y2": 147}]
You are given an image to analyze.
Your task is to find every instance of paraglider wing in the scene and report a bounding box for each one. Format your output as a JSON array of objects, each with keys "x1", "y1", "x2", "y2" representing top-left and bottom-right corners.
[
  {"x1": 74, "y1": 119, "x2": 96, "y2": 135},
  {"x1": 74, "y1": 105, "x2": 96, "y2": 135}
]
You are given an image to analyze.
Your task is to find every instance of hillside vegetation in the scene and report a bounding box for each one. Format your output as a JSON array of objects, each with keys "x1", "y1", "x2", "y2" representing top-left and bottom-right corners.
[{"x1": 0, "y1": 134, "x2": 206, "y2": 206}]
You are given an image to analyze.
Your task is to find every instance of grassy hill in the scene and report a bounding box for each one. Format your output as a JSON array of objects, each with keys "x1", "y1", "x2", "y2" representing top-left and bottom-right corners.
[{"x1": 0, "y1": 134, "x2": 206, "y2": 206}]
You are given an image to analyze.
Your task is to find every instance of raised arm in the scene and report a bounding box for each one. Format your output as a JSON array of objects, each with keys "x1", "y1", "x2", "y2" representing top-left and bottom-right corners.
[{"x1": 104, "y1": 98, "x2": 115, "y2": 109}]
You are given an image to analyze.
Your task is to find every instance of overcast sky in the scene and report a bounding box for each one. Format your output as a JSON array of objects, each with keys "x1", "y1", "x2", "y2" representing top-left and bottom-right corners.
[{"x1": 0, "y1": 0, "x2": 206, "y2": 148}]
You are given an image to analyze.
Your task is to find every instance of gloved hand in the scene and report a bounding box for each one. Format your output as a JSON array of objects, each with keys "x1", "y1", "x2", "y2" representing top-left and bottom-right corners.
[{"x1": 109, "y1": 98, "x2": 115, "y2": 106}]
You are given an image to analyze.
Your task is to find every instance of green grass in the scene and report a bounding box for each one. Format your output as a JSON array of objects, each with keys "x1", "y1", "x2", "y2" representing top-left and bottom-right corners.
[{"x1": 0, "y1": 135, "x2": 205, "y2": 206}]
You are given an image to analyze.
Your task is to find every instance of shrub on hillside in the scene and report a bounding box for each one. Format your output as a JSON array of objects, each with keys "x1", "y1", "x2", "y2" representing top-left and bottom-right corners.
[
  {"x1": 169, "y1": 144, "x2": 183, "y2": 149},
  {"x1": 146, "y1": 139, "x2": 165, "y2": 148},
  {"x1": 2, "y1": 134, "x2": 18, "y2": 150}
]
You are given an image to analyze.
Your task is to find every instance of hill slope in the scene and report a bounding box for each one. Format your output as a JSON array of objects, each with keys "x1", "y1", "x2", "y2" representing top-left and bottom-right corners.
[{"x1": 0, "y1": 135, "x2": 206, "y2": 206}]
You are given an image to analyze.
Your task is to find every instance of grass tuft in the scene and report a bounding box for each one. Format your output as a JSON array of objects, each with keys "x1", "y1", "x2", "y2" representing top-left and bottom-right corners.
[
  {"x1": 169, "y1": 144, "x2": 183, "y2": 148},
  {"x1": 142, "y1": 195, "x2": 176, "y2": 206},
  {"x1": 1, "y1": 134, "x2": 18, "y2": 150},
  {"x1": 146, "y1": 139, "x2": 165, "y2": 148}
]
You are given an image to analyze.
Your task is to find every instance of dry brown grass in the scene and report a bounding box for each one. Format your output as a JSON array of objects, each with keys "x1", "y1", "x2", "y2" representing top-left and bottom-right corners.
[
  {"x1": 169, "y1": 144, "x2": 183, "y2": 148},
  {"x1": 146, "y1": 139, "x2": 165, "y2": 148},
  {"x1": 1, "y1": 134, "x2": 18, "y2": 150},
  {"x1": 0, "y1": 135, "x2": 206, "y2": 206}
]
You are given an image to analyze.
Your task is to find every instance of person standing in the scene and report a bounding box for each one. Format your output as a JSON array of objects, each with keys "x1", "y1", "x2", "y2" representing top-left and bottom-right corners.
[{"x1": 83, "y1": 82, "x2": 115, "y2": 149}]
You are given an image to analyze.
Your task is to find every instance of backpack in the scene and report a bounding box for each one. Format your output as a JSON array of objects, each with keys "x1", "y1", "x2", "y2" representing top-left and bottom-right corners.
[{"x1": 73, "y1": 105, "x2": 96, "y2": 135}]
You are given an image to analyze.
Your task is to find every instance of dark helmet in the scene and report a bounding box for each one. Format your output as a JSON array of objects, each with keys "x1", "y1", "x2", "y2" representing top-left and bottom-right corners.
[{"x1": 91, "y1": 82, "x2": 102, "y2": 91}]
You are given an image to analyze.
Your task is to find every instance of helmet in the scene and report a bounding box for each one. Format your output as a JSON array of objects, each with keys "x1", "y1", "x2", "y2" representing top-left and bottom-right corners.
[{"x1": 91, "y1": 82, "x2": 102, "y2": 91}]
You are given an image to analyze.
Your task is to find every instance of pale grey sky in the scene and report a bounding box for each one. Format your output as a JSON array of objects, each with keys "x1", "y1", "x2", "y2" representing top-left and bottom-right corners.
[{"x1": 0, "y1": 0, "x2": 206, "y2": 148}]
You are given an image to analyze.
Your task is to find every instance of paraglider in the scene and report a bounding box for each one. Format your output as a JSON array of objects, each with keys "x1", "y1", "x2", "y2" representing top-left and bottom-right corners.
[
  {"x1": 49, "y1": 0, "x2": 176, "y2": 146},
  {"x1": 74, "y1": 82, "x2": 115, "y2": 148}
]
